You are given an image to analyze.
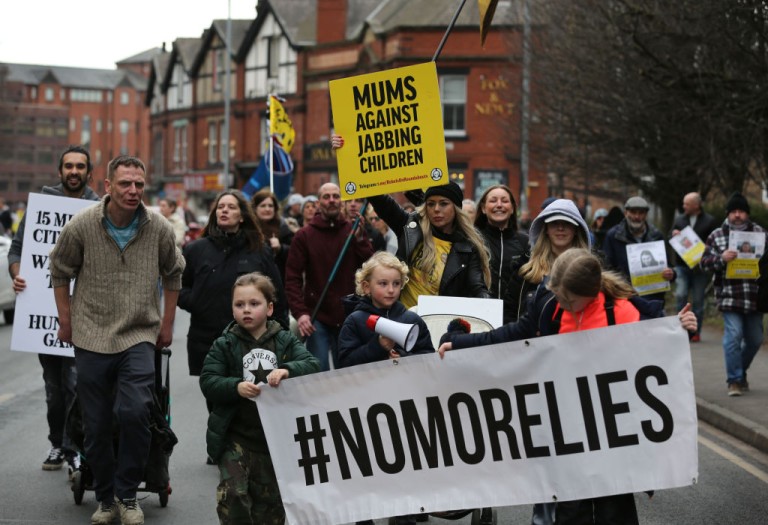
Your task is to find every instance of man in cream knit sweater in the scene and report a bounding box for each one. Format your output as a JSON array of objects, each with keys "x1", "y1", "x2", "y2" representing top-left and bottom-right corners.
[{"x1": 50, "y1": 155, "x2": 184, "y2": 525}]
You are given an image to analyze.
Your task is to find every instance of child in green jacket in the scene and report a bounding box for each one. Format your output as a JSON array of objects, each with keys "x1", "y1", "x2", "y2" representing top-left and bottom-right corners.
[{"x1": 200, "y1": 272, "x2": 320, "y2": 524}]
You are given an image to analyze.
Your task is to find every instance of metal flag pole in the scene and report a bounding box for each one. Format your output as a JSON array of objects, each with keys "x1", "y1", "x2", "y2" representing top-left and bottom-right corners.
[
  {"x1": 432, "y1": 0, "x2": 468, "y2": 62},
  {"x1": 268, "y1": 95, "x2": 275, "y2": 194},
  {"x1": 310, "y1": 201, "x2": 368, "y2": 324}
]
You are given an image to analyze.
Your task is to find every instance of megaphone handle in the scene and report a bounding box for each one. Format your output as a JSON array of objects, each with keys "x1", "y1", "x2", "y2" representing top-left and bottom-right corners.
[{"x1": 377, "y1": 334, "x2": 396, "y2": 352}]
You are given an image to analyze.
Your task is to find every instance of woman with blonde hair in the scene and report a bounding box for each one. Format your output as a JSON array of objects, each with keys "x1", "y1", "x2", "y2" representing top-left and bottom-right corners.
[
  {"x1": 331, "y1": 134, "x2": 490, "y2": 308},
  {"x1": 520, "y1": 199, "x2": 591, "y2": 286}
]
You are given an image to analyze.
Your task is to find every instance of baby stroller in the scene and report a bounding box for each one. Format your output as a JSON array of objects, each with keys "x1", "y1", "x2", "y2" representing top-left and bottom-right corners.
[{"x1": 66, "y1": 348, "x2": 178, "y2": 507}]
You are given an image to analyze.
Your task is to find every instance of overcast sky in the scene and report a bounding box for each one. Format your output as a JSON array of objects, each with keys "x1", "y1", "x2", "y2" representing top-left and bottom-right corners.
[{"x1": 0, "y1": 0, "x2": 258, "y2": 70}]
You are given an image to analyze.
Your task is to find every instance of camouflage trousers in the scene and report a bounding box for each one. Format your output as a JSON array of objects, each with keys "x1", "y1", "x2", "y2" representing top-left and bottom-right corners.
[{"x1": 216, "y1": 441, "x2": 285, "y2": 525}]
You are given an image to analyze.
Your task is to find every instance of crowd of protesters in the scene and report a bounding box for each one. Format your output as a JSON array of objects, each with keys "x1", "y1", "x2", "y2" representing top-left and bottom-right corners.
[{"x1": 9, "y1": 142, "x2": 759, "y2": 525}]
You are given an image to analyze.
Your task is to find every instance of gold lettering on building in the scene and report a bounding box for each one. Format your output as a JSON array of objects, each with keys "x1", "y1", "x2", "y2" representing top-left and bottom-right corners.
[{"x1": 475, "y1": 76, "x2": 514, "y2": 116}]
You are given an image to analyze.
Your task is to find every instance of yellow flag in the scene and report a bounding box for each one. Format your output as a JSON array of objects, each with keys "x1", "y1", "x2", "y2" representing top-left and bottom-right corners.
[
  {"x1": 269, "y1": 96, "x2": 295, "y2": 153},
  {"x1": 478, "y1": 0, "x2": 499, "y2": 47}
]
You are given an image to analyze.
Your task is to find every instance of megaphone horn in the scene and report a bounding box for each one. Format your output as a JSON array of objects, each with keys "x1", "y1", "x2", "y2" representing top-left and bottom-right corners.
[{"x1": 366, "y1": 315, "x2": 420, "y2": 353}]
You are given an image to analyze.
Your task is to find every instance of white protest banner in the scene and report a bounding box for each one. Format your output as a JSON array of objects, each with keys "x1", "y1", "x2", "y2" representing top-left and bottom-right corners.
[
  {"x1": 11, "y1": 193, "x2": 95, "y2": 357},
  {"x1": 627, "y1": 240, "x2": 670, "y2": 295},
  {"x1": 258, "y1": 317, "x2": 698, "y2": 525}
]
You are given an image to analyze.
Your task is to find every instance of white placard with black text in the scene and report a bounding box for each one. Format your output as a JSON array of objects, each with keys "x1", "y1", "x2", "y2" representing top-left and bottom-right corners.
[
  {"x1": 10, "y1": 193, "x2": 95, "y2": 357},
  {"x1": 258, "y1": 317, "x2": 698, "y2": 525}
]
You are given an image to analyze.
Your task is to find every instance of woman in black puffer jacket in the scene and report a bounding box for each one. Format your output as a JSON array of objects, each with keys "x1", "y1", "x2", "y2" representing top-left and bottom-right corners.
[
  {"x1": 179, "y1": 190, "x2": 288, "y2": 377},
  {"x1": 474, "y1": 185, "x2": 530, "y2": 324}
]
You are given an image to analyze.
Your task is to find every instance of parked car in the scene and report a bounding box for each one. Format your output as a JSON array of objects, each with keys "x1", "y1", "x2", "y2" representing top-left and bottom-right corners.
[{"x1": 0, "y1": 236, "x2": 16, "y2": 324}]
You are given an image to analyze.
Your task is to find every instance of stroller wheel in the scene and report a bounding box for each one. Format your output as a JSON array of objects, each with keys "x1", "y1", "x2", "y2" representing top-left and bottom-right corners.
[
  {"x1": 158, "y1": 484, "x2": 170, "y2": 507},
  {"x1": 71, "y1": 470, "x2": 85, "y2": 505}
]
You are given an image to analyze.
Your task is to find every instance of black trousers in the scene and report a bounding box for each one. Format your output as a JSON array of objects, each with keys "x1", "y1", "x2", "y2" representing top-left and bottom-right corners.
[
  {"x1": 75, "y1": 343, "x2": 155, "y2": 502},
  {"x1": 555, "y1": 494, "x2": 639, "y2": 525},
  {"x1": 38, "y1": 353, "x2": 77, "y2": 451}
]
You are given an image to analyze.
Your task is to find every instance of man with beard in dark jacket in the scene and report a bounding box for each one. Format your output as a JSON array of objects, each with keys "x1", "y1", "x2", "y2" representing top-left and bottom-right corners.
[
  {"x1": 8, "y1": 145, "x2": 99, "y2": 474},
  {"x1": 603, "y1": 196, "x2": 675, "y2": 304},
  {"x1": 285, "y1": 183, "x2": 374, "y2": 371}
]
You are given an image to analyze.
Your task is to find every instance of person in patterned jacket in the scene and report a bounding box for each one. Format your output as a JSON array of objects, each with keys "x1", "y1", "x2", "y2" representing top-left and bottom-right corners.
[{"x1": 700, "y1": 192, "x2": 767, "y2": 397}]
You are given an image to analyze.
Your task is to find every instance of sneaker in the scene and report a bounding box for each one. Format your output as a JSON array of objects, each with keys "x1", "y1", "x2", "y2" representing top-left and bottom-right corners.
[
  {"x1": 690, "y1": 334, "x2": 701, "y2": 343},
  {"x1": 728, "y1": 383, "x2": 743, "y2": 397},
  {"x1": 118, "y1": 498, "x2": 144, "y2": 525},
  {"x1": 66, "y1": 451, "x2": 81, "y2": 478},
  {"x1": 91, "y1": 500, "x2": 118, "y2": 525},
  {"x1": 42, "y1": 447, "x2": 65, "y2": 471},
  {"x1": 741, "y1": 379, "x2": 750, "y2": 392}
]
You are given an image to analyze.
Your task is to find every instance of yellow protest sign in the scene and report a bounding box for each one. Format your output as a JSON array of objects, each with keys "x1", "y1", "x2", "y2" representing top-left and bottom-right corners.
[
  {"x1": 631, "y1": 272, "x2": 671, "y2": 296},
  {"x1": 330, "y1": 62, "x2": 449, "y2": 200},
  {"x1": 726, "y1": 259, "x2": 760, "y2": 279}
]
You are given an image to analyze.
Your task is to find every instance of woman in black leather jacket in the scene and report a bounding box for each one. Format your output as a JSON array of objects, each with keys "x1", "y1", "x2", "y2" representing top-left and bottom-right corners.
[
  {"x1": 366, "y1": 182, "x2": 491, "y2": 307},
  {"x1": 475, "y1": 185, "x2": 530, "y2": 323},
  {"x1": 331, "y1": 134, "x2": 490, "y2": 307}
]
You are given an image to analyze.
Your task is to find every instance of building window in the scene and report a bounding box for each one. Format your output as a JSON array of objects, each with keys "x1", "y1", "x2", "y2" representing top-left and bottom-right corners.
[
  {"x1": 120, "y1": 91, "x2": 130, "y2": 105},
  {"x1": 267, "y1": 36, "x2": 280, "y2": 79},
  {"x1": 38, "y1": 150, "x2": 54, "y2": 165},
  {"x1": 440, "y1": 75, "x2": 467, "y2": 137},
  {"x1": 174, "y1": 64, "x2": 184, "y2": 104},
  {"x1": 61, "y1": 89, "x2": 67, "y2": 101},
  {"x1": 173, "y1": 121, "x2": 188, "y2": 172},
  {"x1": 215, "y1": 49, "x2": 226, "y2": 92},
  {"x1": 208, "y1": 121, "x2": 219, "y2": 163},
  {"x1": 95, "y1": 150, "x2": 102, "y2": 165},
  {"x1": 220, "y1": 125, "x2": 228, "y2": 162},
  {"x1": 70, "y1": 118, "x2": 76, "y2": 132},
  {"x1": 45, "y1": 87, "x2": 54, "y2": 102},
  {"x1": 71, "y1": 89, "x2": 102, "y2": 102},
  {"x1": 119, "y1": 120, "x2": 129, "y2": 155},
  {"x1": 81, "y1": 116, "x2": 92, "y2": 149},
  {"x1": 96, "y1": 119, "x2": 102, "y2": 133},
  {"x1": 30, "y1": 87, "x2": 37, "y2": 99}
]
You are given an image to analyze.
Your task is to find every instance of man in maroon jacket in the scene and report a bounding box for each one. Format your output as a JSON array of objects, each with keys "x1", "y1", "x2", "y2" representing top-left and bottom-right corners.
[{"x1": 285, "y1": 183, "x2": 374, "y2": 370}]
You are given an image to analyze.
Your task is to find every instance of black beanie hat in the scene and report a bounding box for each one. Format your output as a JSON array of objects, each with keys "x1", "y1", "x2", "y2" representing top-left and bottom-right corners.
[
  {"x1": 725, "y1": 192, "x2": 750, "y2": 215},
  {"x1": 424, "y1": 181, "x2": 463, "y2": 208}
]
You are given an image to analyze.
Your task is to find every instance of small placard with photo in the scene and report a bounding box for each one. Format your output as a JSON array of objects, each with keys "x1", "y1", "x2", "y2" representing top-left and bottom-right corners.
[
  {"x1": 726, "y1": 231, "x2": 765, "y2": 279},
  {"x1": 626, "y1": 240, "x2": 670, "y2": 295},
  {"x1": 669, "y1": 226, "x2": 705, "y2": 269}
]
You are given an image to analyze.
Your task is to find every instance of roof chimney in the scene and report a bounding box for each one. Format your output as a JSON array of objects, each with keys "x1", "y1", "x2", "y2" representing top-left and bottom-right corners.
[{"x1": 316, "y1": 0, "x2": 347, "y2": 44}]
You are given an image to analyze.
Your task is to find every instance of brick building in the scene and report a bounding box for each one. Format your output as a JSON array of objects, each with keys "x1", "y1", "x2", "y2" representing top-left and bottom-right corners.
[
  {"x1": 146, "y1": 0, "x2": 549, "y2": 216},
  {"x1": 0, "y1": 53, "x2": 155, "y2": 203}
]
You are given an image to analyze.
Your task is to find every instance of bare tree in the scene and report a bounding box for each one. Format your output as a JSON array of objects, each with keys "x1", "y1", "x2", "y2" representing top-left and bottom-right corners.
[{"x1": 536, "y1": 0, "x2": 768, "y2": 225}]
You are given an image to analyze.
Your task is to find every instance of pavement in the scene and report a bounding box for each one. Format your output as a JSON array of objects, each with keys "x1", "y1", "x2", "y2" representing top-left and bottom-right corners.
[{"x1": 691, "y1": 324, "x2": 768, "y2": 453}]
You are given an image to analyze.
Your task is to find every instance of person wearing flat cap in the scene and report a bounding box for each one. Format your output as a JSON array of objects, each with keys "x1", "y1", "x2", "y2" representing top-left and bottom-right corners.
[
  {"x1": 700, "y1": 192, "x2": 767, "y2": 397},
  {"x1": 602, "y1": 195, "x2": 675, "y2": 304}
]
